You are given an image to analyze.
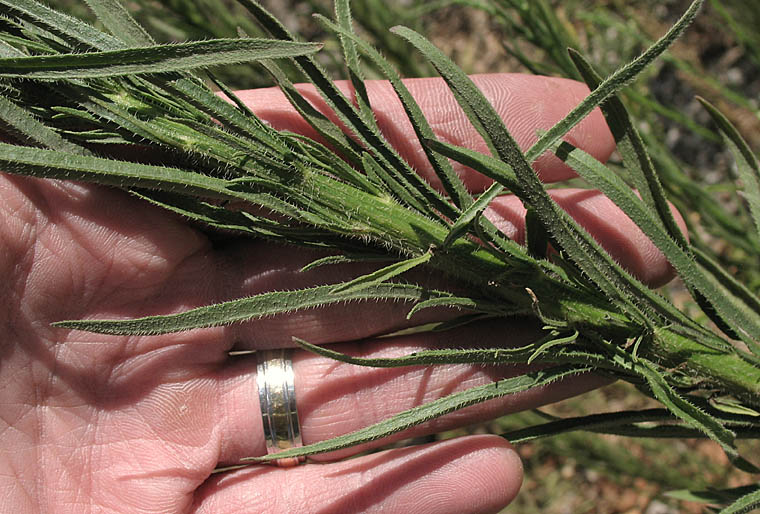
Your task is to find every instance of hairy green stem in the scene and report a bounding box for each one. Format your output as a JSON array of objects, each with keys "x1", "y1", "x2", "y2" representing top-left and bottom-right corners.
[{"x1": 312, "y1": 175, "x2": 760, "y2": 400}]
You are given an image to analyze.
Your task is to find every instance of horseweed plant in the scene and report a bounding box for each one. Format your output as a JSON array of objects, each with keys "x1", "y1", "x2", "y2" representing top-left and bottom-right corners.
[{"x1": 1, "y1": 0, "x2": 759, "y2": 511}]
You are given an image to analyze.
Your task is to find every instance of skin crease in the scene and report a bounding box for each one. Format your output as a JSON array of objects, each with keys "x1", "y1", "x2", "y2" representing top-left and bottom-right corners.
[{"x1": 0, "y1": 74, "x2": 685, "y2": 513}]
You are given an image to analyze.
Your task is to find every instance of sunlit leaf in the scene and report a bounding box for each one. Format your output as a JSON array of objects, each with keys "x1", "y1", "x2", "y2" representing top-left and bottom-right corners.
[{"x1": 0, "y1": 38, "x2": 322, "y2": 78}]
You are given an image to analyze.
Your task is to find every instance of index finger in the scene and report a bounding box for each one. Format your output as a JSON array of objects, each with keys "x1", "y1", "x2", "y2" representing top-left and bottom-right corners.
[{"x1": 231, "y1": 73, "x2": 616, "y2": 192}]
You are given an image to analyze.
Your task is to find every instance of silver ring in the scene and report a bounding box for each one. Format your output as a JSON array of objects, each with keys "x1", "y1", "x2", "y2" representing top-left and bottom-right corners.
[{"x1": 256, "y1": 348, "x2": 304, "y2": 467}]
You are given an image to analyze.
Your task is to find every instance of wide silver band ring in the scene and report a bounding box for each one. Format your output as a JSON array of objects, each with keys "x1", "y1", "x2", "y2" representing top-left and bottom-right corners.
[{"x1": 256, "y1": 348, "x2": 305, "y2": 467}]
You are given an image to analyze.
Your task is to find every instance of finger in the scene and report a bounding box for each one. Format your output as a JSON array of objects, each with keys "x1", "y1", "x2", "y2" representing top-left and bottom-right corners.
[
  {"x1": 231, "y1": 73, "x2": 616, "y2": 191},
  {"x1": 192, "y1": 435, "x2": 521, "y2": 514},
  {"x1": 214, "y1": 318, "x2": 606, "y2": 464},
  {"x1": 485, "y1": 189, "x2": 688, "y2": 288}
]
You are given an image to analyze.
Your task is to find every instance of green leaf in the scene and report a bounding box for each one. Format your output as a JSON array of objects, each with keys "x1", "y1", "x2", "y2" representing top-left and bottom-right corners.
[
  {"x1": 429, "y1": 136, "x2": 692, "y2": 330},
  {"x1": 423, "y1": 139, "x2": 520, "y2": 191},
  {"x1": 299, "y1": 254, "x2": 395, "y2": 273},
  {"x1": 666, "y1": 484, "x2": 760, "y2": 506},
  {"x1": 53, "y1": 283, "x2": 451, "y2": 335},
  {"x1": 719, "y1": 485, "x2": 760, "y2": 514},
  {"x1": 393, "y1": 25, "x2": 670, "y2": 326},
  {"x1": 293, "y1": 335, "x2": 610, "y2": 369},
  {"x1": 240, "y1": 0, "x2": 459, "y2": 223},
  {"x1": 698, "y1": 97, "x2": 760, "y2": 243},
  {"x1": 0, "y1": 95, "x2": 90, "y2": 154},
  {"x1": 0, "y1": 38, "x2": 323, "y2": 79},
  {"x1": 638, "y1": 359, "x2": 758, "y2": 473},
  {"x1": 694, "y1": 247, "x2": 760, "y2": 334},
  {"x1": 568, "y1": 49, "x2": 688, "y2": 249},
  {"x1": 527, "y1": 329, "x2": 578, "y2": 364},
  {"x1": 83, "y1": 0, "x2": 155, "y2": 47},
  {"x1": 360, "y1": 152, "x2": 433, "y2": 215},
  {"x1": 526, "y1": 0, "x2": 705, "y2": 166},
  {"x1": 330, "y1": 250, "x2": 432, "y2": 294},
  {"x1": 550, "y1": 139, "x2": 760, "y2": 348},
  {"x1": 525, "y1": 207, "x2": 549, "y2": 259},
  {"x1": 709, "y1": 396, "x2": 760, "y2": 417},
  {"x1": 333, "y1": 0, "x2": 375, "y2": 129},
  {"x1": 260, "y1": 59, "x2": 365, "y2": 166},
  {"x1": 314, "y1": 13, "x2": 473, "y2": 210},
  {"x1": 442, "y1": 183, "x2": 503, "y2": 248},
  {"x1": 245, "y1": 364, "x2": 590, "y2": 462},
  {"x1": 1, "y1": 0, "x2": 125, "y2": 51},
  {"x1": 169, "y1": 76, "x2": 286, "y2": 152},
  {"x1": 393, "y1": 0, "x2": 708, "y2": 330},
  {"x1": 405, "y1": 295, "x2": 512, "y2": 319},
  {"x1": 131, "y1": 190, "x2": 342, "y2": 247},
  {"x1": 568, "y1": 51, "x2": 760, "y2": 346},
  {"x1": 0, "y1": 142, "x2": 241, "y2": 199},
  {"x1": 595, "y1": 424, "x2": 760, "y2": 439},
  {"x1": 0, "y1": 33, "x2": 50, "y2": 56},
  {"x1": 503, "y1": 408, "x2": 677, "y2": 444}
]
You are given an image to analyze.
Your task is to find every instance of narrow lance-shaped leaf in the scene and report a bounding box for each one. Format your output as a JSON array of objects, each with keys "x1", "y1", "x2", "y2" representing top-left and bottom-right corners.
[
  {"x1": 422, "y1": 138, "x2": 522, "y2": 192},
  {"x1": 694, "y1": 247, "x2": 760, "y2": 328},
  {"x1": 525, "y1": 0, "x2": 705, "y2": 164},
  {"x1": 524, "y1": 207, "x2": 550, "y2": 259},
  {"x1": 551, "y1": 139, "x2": 760, "y2": 347},
  {"x1": 527, "y1": 330, "x2": 579, "y2": 364},
  {"x1": 420, "y1": 138, "x2": 543, "y2": 266},
  {"x1": 260, "y1": 59, "x2": 365, "y2": 166},
  {"x1": 692, "y1": 260, "x2": 760, "y2": 351},
  {"x1": 83, "y1": 0, "x2": 155, "y2": 47},
  {"x1": 394, "y1": 14, "x2": 705, "y2": 330},
  {"x1": 131, "y1": 190, "x2": 350, "y2": 248},
  {"x1": 0, "y1": 35, "x2": 36, "y2": 56},
  {"x1": 245, "y1": 364, "x2": 591, "y2": 462},
  {"x1": 718, "y1": 486, "x2": 760, "y2": 514},
  {"x1": 169, "y1": 75, "x2": 287, "y2": 153},
  {"x1": 54, "y1": 283, "x2": 455, "y2": 336},
  {"x1": 567, "y1": 50, "x2": 760, "y2": 343},
  {"x1": 314, "y1": 13, "x2": 473, "y2": 210},
  {"x1": 300, "y1": 254, "x2": 396, "y2": 273},
  {"x1": 638, "y1": 359, "x2": 759, "y2": 473},
  {"x1": 667, "y1": 485, "x2": 760, "y2": 507},
  {"x1": 0, "y1": 142, "x2": 241, "y2": 199},
  {"x1": 588, "y1": 424, "x2": 760, "y2": 440},
  {"x1": 442, "y1": 183, "x2": 502, "y2": 248},
  {"x1": 333, "y1": 0, "x2": 376, "y2": 129},
  {"x1": 563, "y1": 50, "x2": 760, "y2": 344},
  {"x1": 406, "y1": 295, "x2": 512, "y2": 319},
  {"x1": 359, "y1": 152, "x2": 432, "y2": 214},
  {"x1": 330, "y1": 250, "x2": 432, "y2": 294},
  {"x1": 293, "y1": 336, "x2": 611, "y2": 369},
  {"x1": 645, "y1": 130, "x2": 759, "y2": 254},
  {"x1": 0, "y1": 38, "x2": 323, "y2": 79},
  {"x1": 0, "y1": 95, "x2": 91, "y2": 155},
  {"x1": 699, "y1": 97, "x2": 760, "y2": 243},
  {"x1": 502, "y1": 408, "x2": 678, "y2": 444},
  {"x1": 0, "y1": 0, "x2": 125, "y2": 51},
  {"x1": 396, "y1": 27, "x2": 653, "y2": 323},
  {"x1": 568, "y1": 49, "x2": 688, "y2": 249},
  {"x1": 239, "y1": 0, "x2": 459, "y2": 223}
]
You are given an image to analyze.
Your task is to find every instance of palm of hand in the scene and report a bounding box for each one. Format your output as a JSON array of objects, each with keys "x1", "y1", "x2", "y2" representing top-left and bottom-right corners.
[
  {"x1": 2, "y1": 176, "x2": 229, "y2": 511},
  {"x1": 2, "y1": 175, "x2": 521, "y2": 514}
]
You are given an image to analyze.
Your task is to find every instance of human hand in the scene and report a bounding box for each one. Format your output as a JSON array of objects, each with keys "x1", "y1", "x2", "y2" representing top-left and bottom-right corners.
[{"x1": 0, "y1": 74, "x2": 679, "y2": 513}]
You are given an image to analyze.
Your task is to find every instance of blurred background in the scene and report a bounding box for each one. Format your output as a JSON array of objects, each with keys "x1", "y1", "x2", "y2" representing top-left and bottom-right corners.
[{"x1": 48, "y1": 1, "x2": 760, "y2": 511}]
